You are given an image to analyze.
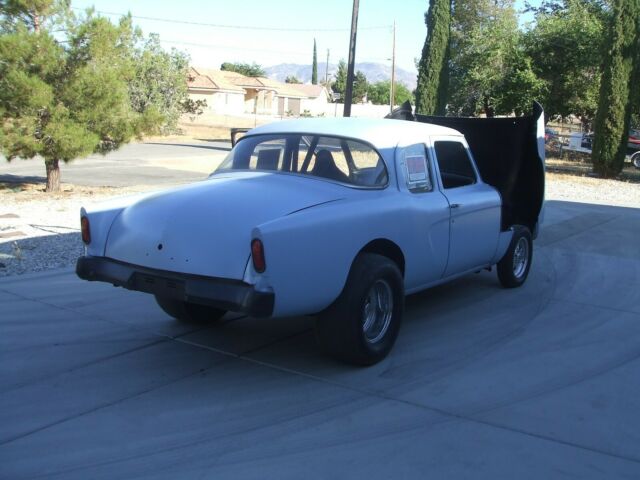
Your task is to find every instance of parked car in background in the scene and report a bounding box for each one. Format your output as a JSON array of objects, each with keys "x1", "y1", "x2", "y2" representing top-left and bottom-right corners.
[
  {"x1": 629, "y1": 129, "x2": 640, "y2": 168},
  {"x1": 77, "y1": 108, "x2": 545, "y2": 365},
  {"x1": 558, "y1": 129, "x2": 640, "y2": 168}
]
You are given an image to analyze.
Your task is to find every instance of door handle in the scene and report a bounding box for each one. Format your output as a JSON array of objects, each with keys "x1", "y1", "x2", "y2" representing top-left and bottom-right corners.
[{"x1": 450, "y1": 203, "x2": 462, "y2": 209}]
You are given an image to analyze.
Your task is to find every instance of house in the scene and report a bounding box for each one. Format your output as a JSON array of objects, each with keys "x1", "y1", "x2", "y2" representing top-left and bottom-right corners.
[
  {"x1": 290, "y1": 83, "x2": 331, "y2": 115},
  {"x1": 187, "y1": 67, "x2": 331, "y2": 117},
  {"x1": 186, "y1": 67, "x2": 246, "y2": 115},
  {"x1": 218, "y1": 71, "x2": 288, "y2": 115}
]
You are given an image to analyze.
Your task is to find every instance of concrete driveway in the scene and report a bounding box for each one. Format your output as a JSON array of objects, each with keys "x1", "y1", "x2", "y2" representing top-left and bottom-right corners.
[{"x1": 1, "y1": 200, "x2": 639, "y2": 479}]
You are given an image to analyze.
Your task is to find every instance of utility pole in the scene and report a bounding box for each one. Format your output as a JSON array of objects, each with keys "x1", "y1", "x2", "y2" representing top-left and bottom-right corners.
[
  {"x1": 389, "y1": 20, "x2": 396, "y2": 111},
  {"x1": 343, "y1": 0, "x2": 360, "y2": 117},
  {"x1": 390, "y1": 20, "x2": 396, "y2": 113},
  {"x1": 325, "y1": 49, "x2": 330, "y2": 86}
]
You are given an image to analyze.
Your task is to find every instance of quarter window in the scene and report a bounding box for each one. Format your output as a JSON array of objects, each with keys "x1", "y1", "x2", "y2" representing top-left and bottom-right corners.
[{"x1": 403, "y1": 144, "x2": 432, "y2": 193}]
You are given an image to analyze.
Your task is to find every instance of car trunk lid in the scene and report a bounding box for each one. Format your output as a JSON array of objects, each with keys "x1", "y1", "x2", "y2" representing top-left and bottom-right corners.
[{"x1": 104, "y1": 172, "x2": 345, "y2": 279}]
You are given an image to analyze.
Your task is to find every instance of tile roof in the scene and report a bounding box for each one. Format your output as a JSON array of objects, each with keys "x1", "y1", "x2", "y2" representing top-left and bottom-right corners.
[
  {"x1": 288, "y1": 83, "x2": 328, "y2": 99},
  {"x1": 188, "y1": 67, "x2": 246, "y2": 93},
  {"x1": 189, "y1": 67, "x2": 326, "y2": 99},
  {"x1": 257, "y1": 77, "x2": 306, "y2": 98},
  {"x1": 221, "y1": 71, "x2": 267, "y2": 88}
]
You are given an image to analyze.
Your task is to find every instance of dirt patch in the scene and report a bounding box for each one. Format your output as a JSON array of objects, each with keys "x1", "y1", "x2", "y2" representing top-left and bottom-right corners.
[
  {"x1": 0, "y1": 182, "x2": 159, "y2": 204},
  {"x1": 546, "y1": 155, "x2": 640, "y2": 184}
]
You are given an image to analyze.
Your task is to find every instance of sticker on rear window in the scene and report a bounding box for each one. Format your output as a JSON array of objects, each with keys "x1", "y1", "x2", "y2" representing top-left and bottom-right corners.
[
  {"x1": 406, "y1": 155, "x2": 427, "y2": 182},
  {"x1": 403, "y1": 145, "x2": 432, "y2": 193}
]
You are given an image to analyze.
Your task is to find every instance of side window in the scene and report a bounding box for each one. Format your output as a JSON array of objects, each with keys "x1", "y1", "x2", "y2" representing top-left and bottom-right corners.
[
  {"x1": 250, "y1": 138, "x2": 285, "y2": 170},
  {"x1": 434, "y1": 141, "x2": 477, "y2": 189},
  {"x1": 402, "y1": 144, "x2": 432, "y2": 193}
]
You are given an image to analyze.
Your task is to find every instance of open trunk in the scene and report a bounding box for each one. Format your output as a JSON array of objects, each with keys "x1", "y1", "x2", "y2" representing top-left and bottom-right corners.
[{"x1": 387, "y1": 102, "x2": 545, "y2": 236}]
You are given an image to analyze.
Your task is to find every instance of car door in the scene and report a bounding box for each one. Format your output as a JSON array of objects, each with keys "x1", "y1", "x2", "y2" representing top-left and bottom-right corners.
[
  {"x1": 396, "y1": 143, "x2": 451, "y2": 289},
  {"x1": 430, "y1": 136, "x2": 501, "y2": 276}
]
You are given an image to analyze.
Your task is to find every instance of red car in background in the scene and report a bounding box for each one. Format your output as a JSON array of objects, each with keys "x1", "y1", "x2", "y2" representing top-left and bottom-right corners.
[{"x1": 630, "y1": 129, "x2": 640, "y2": 168}]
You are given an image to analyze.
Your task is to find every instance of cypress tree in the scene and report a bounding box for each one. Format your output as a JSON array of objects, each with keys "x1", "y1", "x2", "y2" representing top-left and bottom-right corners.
[
  {"x1": 415, "y1": 0, "x2": 451, "y2": 115},
  {"x1": 631, "y1": 14, "x2": 640, "y2": 123},
  {"x1": 312, "y1": 39, "x2": 318, "y2": 85},
  {"x1": 591, "y1": 0, "x2": 640, "y2": 177}
]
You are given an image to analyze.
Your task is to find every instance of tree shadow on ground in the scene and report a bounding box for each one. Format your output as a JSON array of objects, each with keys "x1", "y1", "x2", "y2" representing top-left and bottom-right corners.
[
  {"x1": 144, "y1": 142, "x2": 231, "y2": 152},
  {"x1": 0, "y1": 175, "x2": 47, "y2": 188},
  {"x1": 194, "y1": 138, "x2": 231, "y2": 144}
]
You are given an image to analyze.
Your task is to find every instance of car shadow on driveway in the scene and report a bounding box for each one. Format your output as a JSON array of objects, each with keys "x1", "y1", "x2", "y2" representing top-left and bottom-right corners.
[{"x1": 1, "y1": 232, "x2": 81, "y2": 276}]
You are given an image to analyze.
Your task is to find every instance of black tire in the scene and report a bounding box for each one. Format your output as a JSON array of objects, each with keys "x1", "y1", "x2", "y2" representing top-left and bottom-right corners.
[
  {"x1": 497, "y1": 225, "x2": 533, "y2": 288},
  {"x1": 154, "y1": 295, "x2": 226, "y2": 323},
  {"x1": 632, "y1": 152, "x2": 640, "y2": 169},
  {"x1": 315, "y1": 253, "x2": 404, "y2": 366}
]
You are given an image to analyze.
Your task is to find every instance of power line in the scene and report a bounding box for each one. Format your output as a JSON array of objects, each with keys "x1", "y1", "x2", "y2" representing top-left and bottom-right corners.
[
  {"x1": 160, "y1": 39, "x2": 309, "y2": 57},
  {"x1": 160, "y1": 39, "x2": 391, "y2": 64},
  {"x1": 71, "y1": 7, "x2": 389, "y2": 33}
]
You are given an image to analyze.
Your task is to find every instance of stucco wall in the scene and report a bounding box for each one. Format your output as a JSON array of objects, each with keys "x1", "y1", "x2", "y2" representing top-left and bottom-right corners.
[
  {"x1": 188, "y1": 90, "x2": 245, "y2": 116},
  {"x1": 300, "y1": 95, "x2": 329, "y2": 115}
]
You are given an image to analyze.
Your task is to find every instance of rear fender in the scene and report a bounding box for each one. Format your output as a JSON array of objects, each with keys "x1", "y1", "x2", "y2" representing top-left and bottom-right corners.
[
  {"x1": 83, "y1": 207, "x2": 125, "y2": 257},
  {"x1": 253, "y1": 197, "x2": 407, "y2": 317},
  {"x1": 81, "y1": 192, "x2": 154, "y2": 257}
]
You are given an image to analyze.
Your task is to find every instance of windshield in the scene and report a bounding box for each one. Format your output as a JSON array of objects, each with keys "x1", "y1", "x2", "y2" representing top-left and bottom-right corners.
[{"x1": 215, "y1": 133, "x2": 388, "y2": 187}]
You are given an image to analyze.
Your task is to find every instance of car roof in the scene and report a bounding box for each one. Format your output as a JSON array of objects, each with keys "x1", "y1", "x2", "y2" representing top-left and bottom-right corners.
[{"x1": 246, "y1": 117, "x2": 463, "y2": 149}]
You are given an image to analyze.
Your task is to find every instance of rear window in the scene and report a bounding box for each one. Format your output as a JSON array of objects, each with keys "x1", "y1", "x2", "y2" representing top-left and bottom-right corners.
[{"x1": 215, "y1": 134, "x2": 388, "y2": 187}]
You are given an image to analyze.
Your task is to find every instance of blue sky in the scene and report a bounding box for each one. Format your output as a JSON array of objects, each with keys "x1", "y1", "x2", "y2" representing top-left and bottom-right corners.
[{"x1": 71, "y1": 0, "x2": 538, "y2": 74}]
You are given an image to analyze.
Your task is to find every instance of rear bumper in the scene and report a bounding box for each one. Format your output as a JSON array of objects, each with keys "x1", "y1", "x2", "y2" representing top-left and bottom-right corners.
[{"x1": 76, "y1": 256, "x2": 274, "y2": 318}]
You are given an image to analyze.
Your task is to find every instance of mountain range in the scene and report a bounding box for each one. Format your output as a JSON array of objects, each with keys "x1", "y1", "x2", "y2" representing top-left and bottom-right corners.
[{"x1": 264, "y1": 62, "x2": 417, "y2": 91}]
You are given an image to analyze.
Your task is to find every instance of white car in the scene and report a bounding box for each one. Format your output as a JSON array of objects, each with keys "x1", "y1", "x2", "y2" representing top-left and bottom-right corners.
[{"x1": 77, "y1": 108, "x2": 545, "y2": 365}]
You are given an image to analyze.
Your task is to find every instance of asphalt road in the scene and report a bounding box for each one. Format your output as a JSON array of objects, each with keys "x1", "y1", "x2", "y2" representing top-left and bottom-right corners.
[
  {"x1": 0, "y1": 139, "x2": 231, "y2": 187},
  {"x1": 2, "y1": 200, "x2": 640, "y2": 479}
]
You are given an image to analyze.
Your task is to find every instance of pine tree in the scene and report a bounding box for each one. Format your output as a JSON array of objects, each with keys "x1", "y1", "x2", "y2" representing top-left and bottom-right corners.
[
  {"x1": 353, "y1": 71, "x2": 368, "y2": 103},
  {"x1": 415, "y1": 0, "x2": 451, "y2": 115},
  {"x1": 0, "y1": 1, "x2": 189, "y2": 192},
  {"x1": 312, "y1": 39, "x2": 318, "y2": 85},
  {"x1": 591, "y1": 0, "x2": 640, "y2": 177},
  {"x1": 332, "y1": 60, "x2": 347, "y2": 98}
]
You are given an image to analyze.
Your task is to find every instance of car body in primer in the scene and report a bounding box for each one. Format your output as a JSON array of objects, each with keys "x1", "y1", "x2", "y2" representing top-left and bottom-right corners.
[{"x1": 77, "y1": 106, "x2": 545, "y2": 365}]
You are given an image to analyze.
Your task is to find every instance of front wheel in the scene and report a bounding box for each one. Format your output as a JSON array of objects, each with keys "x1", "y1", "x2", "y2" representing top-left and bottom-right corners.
[
  {"x1": 497, "y1": 225, "x2": 533, "y2": 288},
  {"x1": 155, "y1": 295, "x2": 226, "y2": 323},
  {"x1": 315, "y1": 253, "x2": 404, "y2": 366}
]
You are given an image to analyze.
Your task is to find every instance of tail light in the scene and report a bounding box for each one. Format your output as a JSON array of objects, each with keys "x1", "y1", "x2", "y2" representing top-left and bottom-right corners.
[
  {"x1": 251, "y1": 239, "x2": 266, "y2": 273},
  {"x1": 81, "y1": 216, "x2": 91, "y2": 244}
]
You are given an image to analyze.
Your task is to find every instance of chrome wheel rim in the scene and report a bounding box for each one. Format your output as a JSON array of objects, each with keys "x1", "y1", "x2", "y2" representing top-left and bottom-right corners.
[
  {"x1": 362, "y1": 279, "x2": 393, "y2": 344},
  {"x1": 513, "y1": 237, "x2": 529, "y2": 278}
]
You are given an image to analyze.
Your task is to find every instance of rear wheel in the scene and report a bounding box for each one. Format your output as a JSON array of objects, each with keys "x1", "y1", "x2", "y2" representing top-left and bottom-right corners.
[
  {"x1": 315, "y1": 253, "x2": 404, "y2": 366},
  {"x1": 154, "y1": 295, "x2": 226, "y2": 323},
  {"x1": 632, "y1": 151, "x2": 640, "y2": 169},
  {"x1": 497, "y1": 225, "x2": 533, "y2": 288}
]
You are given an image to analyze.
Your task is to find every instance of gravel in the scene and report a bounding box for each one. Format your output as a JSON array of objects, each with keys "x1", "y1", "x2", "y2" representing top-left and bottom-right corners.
[
  {"x1": 0, "y1": 183, "x2": 168, "y2": 277},
  {"x1": 544, "y1": 171, "x2": 640, "y2": 207},
  {"x1": 1, "y1": 172, "x2": 638, "y2": 277}
]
